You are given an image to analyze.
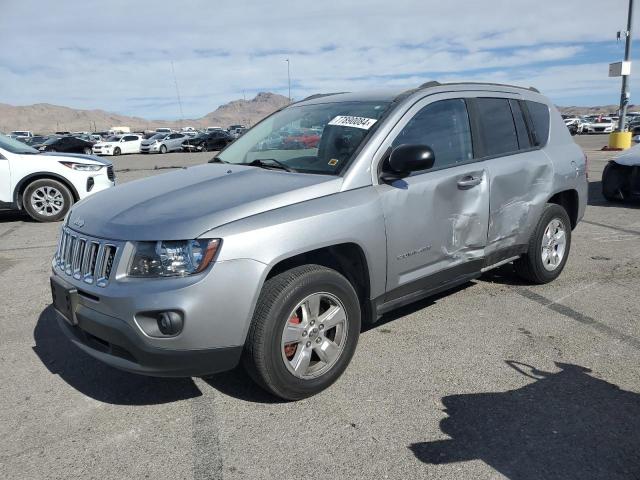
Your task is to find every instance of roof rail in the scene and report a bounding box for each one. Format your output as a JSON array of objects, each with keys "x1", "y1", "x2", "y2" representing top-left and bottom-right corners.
[
  {"x1": 300, "y1": 92, "x2": 348, "y2": 102},
  {"x1": 418, "y1": 81, "x2": 540, "y2": 93}
]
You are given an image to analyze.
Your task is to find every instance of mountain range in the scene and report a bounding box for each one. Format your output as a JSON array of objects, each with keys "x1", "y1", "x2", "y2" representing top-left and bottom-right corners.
[
  {"x1": 0, "y1": 93, "x2": 635, "y2": 134},
  {"x1": 0, "y1": 92, "x2": 290, "y2": 134}
]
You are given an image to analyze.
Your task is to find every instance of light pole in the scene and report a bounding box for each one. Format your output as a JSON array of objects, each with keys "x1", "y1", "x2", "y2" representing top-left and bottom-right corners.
[
  {"x1": 285, "y1": 58, "x2": 291, "y2": 102},
  {"x1": 618, "y1": 0, "x2": 634, "y2": 132}
]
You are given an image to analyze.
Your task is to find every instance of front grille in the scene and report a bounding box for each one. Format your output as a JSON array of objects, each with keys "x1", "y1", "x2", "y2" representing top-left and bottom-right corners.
[
  {"x1": 54, "y1": 227, "x2": 120, "y2": 287},
  {"x1": 107, "y1": 165, "x2": 115, "y2": 181}
]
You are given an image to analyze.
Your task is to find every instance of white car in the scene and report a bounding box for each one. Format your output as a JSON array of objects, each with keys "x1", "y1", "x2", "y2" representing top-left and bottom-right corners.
[
  {"x1": 11, "y1": 130, "x2": 34, "y2": 139},
  {"x1": 92, "y1": 134, "x2": 143, "y2": 156},
  {"x1": 583, "y1": 117, "x2": 616, "y2": 134},
  {"x1": 0, "y1": 134, "x2": 114, "y2": 222}
]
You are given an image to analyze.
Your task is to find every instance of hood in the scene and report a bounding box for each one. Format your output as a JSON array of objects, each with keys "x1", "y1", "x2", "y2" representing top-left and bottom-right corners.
[
  {"x1": 613, "y1": 143, "x2": 640, "y2": 166},
  {"x1": 41, "y1": 152, "x2": 110, "y2": 165},
  {"x1": 67, "y1": 163, "x2": 342, "y2": 241},
  {"x1": 94, "y1": 141, "x2": 118, "y2": 147}
]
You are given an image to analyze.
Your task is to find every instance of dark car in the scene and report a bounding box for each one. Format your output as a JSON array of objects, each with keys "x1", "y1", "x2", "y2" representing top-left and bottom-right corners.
[
  {"x1": 38, "y1": 135, "x2": 94, "y2": 154},
  {"x1": 182, "y1": 131, "x2": 233, "y2": 152}
]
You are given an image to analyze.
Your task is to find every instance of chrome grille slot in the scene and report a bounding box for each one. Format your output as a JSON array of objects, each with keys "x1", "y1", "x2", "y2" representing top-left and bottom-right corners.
[
  {"x1": 72, "y1": 239, "x2": 86, "y2": 279},
  {"x1": 54, "y1": 227, "x2": 119, "y2": 287}
]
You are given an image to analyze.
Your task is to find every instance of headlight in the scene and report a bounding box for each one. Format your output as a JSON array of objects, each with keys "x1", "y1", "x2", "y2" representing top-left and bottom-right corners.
[
  {"x1": 59, "y1": 161, "x2": 103, "y2": 171},
  {"x1": 128, "y1": 239, "x2": 221, "y2": 277}
]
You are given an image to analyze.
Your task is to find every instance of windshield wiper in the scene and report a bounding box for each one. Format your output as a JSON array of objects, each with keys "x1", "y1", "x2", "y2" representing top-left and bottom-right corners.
[
  {"x1": 247, "y1": 158, "x2": 297, "y2": 172},
  {"x1": 208, "y1": 156, "x2": 228, "y2": 164}
]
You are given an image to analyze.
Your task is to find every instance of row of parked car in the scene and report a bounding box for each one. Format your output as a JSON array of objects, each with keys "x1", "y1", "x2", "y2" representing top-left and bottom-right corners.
[
  {"x1": 6, "y1": 125, "x2": 248, "y2": 156},
  {"x1": 562, "y1": 113, "x2": 640, "y2": 136}
]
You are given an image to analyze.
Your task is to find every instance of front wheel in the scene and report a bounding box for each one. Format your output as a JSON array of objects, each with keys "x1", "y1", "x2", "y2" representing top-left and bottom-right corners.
[
  {"x1": 113, "y1": 147, "x2": 121, "y2": 156},
  {"x1": 83, "y1": 147, "x2": 92, "y2": 155},
  {"x1": 243, "y1": 265, "x2": 361, "y2": 400},
  {"x1": 160, "y1": 144, "x2": 167, "y2": 154},
  {"x1": 514, "y1": 204, "x2": 571, "y2": 284},
  {"x1": 23, "y1": 178, "x2": 73, "y2": 222}
]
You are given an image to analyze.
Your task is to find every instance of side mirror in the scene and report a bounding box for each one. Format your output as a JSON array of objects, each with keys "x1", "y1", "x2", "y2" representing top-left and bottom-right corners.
[{"x1": 381, "y1": 144, "x2": 435, "y2": 181}]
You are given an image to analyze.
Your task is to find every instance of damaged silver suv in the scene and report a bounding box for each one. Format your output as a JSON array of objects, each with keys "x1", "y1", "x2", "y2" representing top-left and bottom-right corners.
[{"x1": 50, "y1": 82, "x2": 587, "y2": 400}]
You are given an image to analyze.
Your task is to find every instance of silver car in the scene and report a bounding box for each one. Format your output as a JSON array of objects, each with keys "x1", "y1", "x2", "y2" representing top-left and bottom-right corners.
[
  {"x1": 50, "y1": 82, "x2": 587, "y2": 400},
  {"x1": 140, "y1": 132, "x2": 186, "y2": 153}
]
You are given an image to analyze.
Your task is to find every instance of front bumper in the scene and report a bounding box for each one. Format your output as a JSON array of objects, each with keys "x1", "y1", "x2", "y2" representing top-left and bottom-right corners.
[
  {"x1": 140, "y1": 143, "x2": 161, "y2": 153},
  {"x1": 50, "y1": 252, "x2": 267, "y2": 377},
  {"x1": 55, "y1": 304, "x2": 242, "y2": 377}
]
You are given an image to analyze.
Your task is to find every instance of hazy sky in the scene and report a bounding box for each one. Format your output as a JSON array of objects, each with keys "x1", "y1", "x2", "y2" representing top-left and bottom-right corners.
[{"x1": 1, "y1": 0, "x2": 638, "y2": 119}]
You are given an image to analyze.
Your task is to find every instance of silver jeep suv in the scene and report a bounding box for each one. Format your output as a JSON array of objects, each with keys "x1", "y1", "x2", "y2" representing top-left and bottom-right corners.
[{"x1": 50, "y1": 82, "x2": 587, "y2": 400}]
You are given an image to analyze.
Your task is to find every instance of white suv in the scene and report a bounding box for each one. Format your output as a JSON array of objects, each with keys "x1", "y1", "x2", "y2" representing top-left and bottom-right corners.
[
  {"x1": 92, "y1": 134, "x2": 143, "y2": 156},
  {"x1": 0, "y1": 135, "x2": 115, "y2": 222}
]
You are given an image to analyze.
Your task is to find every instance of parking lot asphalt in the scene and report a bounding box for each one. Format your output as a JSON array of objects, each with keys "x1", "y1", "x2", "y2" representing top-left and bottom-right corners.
[{"x1": 1, "y1": 136, "x2": 639, "y2": 480}]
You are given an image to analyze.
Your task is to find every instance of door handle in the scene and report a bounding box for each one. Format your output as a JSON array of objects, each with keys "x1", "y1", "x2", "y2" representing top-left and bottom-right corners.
[{"x1": 457, "y1": 175, "x2": 482, "y2": 189}]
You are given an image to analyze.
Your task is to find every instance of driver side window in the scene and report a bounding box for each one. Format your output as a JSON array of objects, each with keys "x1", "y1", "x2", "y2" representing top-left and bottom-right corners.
[{"x1": 392, "y1": 99, "x2": 473, "y2": 170}]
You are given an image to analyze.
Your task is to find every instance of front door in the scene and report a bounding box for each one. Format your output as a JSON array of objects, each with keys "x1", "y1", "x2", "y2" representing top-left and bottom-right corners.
[
  {"x1": 375, "y1": 96, "x2": 490, "y2": 303},
  {"x1": 0, "y1": 150, "x2": 11, "y2": 203}
]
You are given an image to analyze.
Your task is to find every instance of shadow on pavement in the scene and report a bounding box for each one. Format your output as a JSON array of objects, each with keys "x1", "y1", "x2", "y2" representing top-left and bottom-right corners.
[
  {"x1": 0, "y1": 209, "x2": 30, "y2": 223},
  {"x1": 410, "y1": 361, "x2": 640, "y2": 479},
  {"x1": 203, "y1": 368, "x2": 283, "y2": 404},
  {"x1": 33, "y1": 305, "x2": 202, "y2": 405}
]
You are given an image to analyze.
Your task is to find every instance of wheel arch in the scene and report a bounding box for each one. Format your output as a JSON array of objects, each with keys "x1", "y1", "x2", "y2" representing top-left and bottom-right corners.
[
  {"x1": 264, "y1": 242, "x2": 374, "y2": 324},
  {"x1": 14, "y1": 172, "x2": 79, "y2": 209},
  {"x1": 547, "y1": 189, "x2": 579, "y2": 229}
]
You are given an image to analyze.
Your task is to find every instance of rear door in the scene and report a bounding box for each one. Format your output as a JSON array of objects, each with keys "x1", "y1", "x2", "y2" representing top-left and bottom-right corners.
[
  {"x1": 470, "y1": 96, "x2": 553, "y2": 262},
  {"x1": 375, "y1": 95, "x2": 490, "y2": 303}
]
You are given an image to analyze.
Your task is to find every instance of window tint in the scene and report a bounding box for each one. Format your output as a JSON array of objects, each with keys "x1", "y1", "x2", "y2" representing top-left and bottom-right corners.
[
  {"x1": 509, "y1": 100, "x2": 532, "y2": 150},
  {"x1": 392, "y1": 99, "x2": 473, "y2": 169},
  {"x1": 476, "y1": 98, "x2": 518, "y2": 157},
  {"x1": 526, "y1": 101, "x2": 550, "y2": 147},
  {"x1": 123, "y1": 135, "x2": 137, "y2": 141}
]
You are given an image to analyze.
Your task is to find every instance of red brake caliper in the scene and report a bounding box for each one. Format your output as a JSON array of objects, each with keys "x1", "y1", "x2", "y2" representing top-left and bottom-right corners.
[{"x1": 284, "y1": 314, "x2": 300, "y2": 359}]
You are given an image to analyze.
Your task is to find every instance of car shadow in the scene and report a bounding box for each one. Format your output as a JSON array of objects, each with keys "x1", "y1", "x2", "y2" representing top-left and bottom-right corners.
[
  {"x1": 33, "y1": 305, "x2": 202, "y2": 405},
  {"x1": 0, "y1": 209, "x2": 31, "y2": 223},
  {"x1": 409, "y1": 361, "x2": 640, "y2": 479}
]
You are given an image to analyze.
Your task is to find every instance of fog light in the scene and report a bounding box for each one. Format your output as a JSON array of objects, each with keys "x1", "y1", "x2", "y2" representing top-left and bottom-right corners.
[
  {"x1": 158, "y1": 311, "x2": 183, "y2": 336},
  {"x1": 86, "y1": 177, "x2": 94, "y2": 192}
]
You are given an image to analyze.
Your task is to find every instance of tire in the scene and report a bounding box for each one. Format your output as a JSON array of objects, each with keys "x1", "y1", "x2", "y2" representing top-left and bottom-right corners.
[
  {"x1": 514, "y1": 204, "x2": 572, "y2": 284},
  {"x1": 83, "y1": 147, "x2": 92, "y2": 155},
  {"x1": 113, "y1": 147, "x2": 121, "y2": 156},
  {"x1": 23, "y1": 178, "x2": 73, "y2": 222},
  {"x1": 602, "y1": 162, "x2": 625, "y2": 202},
  {"x1": 49, "y1": 148, "x2": 57, "y2": 152},
  {"x1": 243, "y1": 264, "x2": 361, "y2": 400},
  {"x1": 202, "y1": 144, "x2": 209, "y2": 152},
  {"x1": 160, "y1": 144, "x2": 167, "y2": 154}
]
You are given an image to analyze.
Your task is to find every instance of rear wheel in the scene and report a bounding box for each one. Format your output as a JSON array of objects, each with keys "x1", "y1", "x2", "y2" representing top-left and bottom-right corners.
[
  {"x1": 602, "y1": 162, "x2": 625, "y2": 202},
  {"x1": 243, "y1": 265, "x2": 361, "y2": 400},
  {"x1": 23, "y1": 178, "x2": 73, "y2": 222},
  {"x1": 514, "y1": 204, "x2": 571, "y2": 284}
]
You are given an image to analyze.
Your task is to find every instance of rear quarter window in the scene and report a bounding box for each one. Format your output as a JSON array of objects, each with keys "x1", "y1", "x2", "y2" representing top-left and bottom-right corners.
[{"x1": 525, "y1": 101, "x2": 550, "y2": 147}]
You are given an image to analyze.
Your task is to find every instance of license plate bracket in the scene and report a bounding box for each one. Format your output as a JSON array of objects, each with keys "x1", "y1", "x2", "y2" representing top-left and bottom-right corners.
[{"x1": 50, "y1": 277, "x2": 79, "y2": 326}]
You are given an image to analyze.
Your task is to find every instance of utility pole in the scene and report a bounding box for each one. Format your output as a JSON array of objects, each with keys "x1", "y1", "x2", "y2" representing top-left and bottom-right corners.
[
  {"x1": 618, "y1": 0, "x2": 634, "y2": 132},
  {"x1": 285, "y1": 58, "x2": 291, "y2": 102},
  {"x1": 171, "y1": 60, "x2": 184, "y2": 130}
]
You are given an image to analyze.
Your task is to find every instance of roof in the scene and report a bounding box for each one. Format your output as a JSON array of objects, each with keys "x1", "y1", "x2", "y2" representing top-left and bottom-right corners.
[{"x1": 294, "y1": 81, "x2": 543, "y2": 107}]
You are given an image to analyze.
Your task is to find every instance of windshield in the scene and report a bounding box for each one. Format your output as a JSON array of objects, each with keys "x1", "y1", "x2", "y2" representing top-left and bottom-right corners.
[
  {"x1": 0, "y1": 134, "x2": 40, "y2": 154},
  {"x1": 149, "y1": 133, "x2": 166, "y2": 140},
  {"x1": 106, "y1": 136, "x2": 121, "y2": 142},
  {"x1": 43, "y1": 136, "x2": 61, "y2": 145},
  {"x1": 217, "y1": 101, "x2": 390, "y2": 175}
]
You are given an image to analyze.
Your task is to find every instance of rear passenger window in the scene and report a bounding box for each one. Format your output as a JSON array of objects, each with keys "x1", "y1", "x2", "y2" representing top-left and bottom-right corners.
[
  {"x1": 476, "y1": 98, "x2": 518, "y2": 157},
  {"x1": 509, "y1": 100, "x2": 532, "y2": 150},
  {"x1": 526, "y1": 101, "x2": 550, "y2": 147},
  {"x1": 392, "y1": 99, "x2": 473, "y2": 170}
]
